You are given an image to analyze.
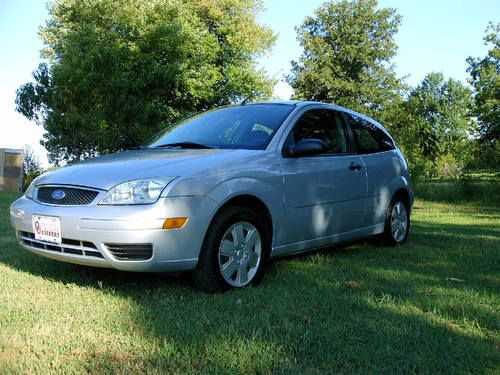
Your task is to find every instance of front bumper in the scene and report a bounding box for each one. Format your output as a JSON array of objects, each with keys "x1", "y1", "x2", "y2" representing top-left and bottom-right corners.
[{"x1": 10, "y1": 195, "x2": 217, "y2": 272}]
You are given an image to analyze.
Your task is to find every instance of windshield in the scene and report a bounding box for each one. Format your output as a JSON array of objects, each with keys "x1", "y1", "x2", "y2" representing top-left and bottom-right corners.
[{"x1": 146, "y1": 104, "x2": 295, "y2": 150}]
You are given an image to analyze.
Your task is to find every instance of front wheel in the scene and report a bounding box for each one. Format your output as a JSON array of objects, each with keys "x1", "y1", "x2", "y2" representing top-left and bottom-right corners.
[
  {"x1": 193, "y1": 206, "x2": 271, "y2": 292},
  {"x1": 381, "y1": 196, "x2": 410, "y2": 246}
]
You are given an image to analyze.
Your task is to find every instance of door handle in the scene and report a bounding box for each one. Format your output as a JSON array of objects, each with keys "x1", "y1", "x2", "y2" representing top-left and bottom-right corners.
[{"x1": 349, "y1": 162, "x2": 362, "y2": 171}]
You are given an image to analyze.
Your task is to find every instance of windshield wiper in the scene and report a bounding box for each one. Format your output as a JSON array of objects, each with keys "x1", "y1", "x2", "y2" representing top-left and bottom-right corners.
[{"x1": 153, "y1": 142, "x2": 213, "y2": 149}]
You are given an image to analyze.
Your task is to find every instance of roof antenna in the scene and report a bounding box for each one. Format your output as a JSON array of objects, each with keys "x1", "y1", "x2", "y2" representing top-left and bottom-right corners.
[{"x1": 241, "y1": 90, "x2": 257, "y2": 105}]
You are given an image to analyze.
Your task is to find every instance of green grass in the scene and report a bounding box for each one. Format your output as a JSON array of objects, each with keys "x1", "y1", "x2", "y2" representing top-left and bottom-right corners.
[{"x1": 0, "y1": 177, "x2": 499, "y2": 374}]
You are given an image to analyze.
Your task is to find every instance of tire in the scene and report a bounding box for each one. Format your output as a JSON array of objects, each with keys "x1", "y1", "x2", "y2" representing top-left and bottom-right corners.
[
  {"x1": 380, "y1": 195, "x2": 410, "y2": 246},
  {"x1": 192, "y1": 206, "x2": 271, "y2": 292}
]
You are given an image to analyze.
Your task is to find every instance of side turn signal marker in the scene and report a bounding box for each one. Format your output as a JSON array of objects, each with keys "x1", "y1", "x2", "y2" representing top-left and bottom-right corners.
[{"x1": 162, "y1": 217, "x2": 188, "y2": 229}]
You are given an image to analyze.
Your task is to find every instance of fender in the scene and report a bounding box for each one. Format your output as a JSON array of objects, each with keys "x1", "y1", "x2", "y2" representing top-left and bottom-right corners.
[
  {"x1": 387, "y1": 175, "x2": 414, "y2": 213},
  {"x1": 205, "y1": 177, "x2": 287, "y2": 246}
]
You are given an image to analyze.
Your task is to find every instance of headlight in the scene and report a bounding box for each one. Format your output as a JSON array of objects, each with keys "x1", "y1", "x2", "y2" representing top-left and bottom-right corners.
[
  {"x1": 99, "y1": 177, "x2": 176, "y2": 205},
  {"x1": 24, "y1": 177, "x2": 40, "y2": 199}
]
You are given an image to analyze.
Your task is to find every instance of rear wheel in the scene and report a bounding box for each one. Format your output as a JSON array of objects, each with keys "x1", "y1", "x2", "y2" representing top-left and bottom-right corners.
[
  {"x1": 193, "y1": 206, "x2": 270, "y2": 292},
  {"x1": 381, "y1": 195, "x2": 410, "y2": 246}
]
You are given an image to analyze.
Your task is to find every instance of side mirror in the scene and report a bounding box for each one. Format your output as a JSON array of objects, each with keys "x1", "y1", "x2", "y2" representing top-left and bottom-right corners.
[{"x1": 286, "y1": 138, "x2": 328, "y2": 158}]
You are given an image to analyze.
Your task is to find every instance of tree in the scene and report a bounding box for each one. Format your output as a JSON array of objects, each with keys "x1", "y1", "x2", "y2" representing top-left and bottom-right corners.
[
  {"x1": 16, "y1": 0, "x2": 276, "y2": 163},
  {"x1": 466, "y1": 23, "x2": 499, "y2": 168},
  {"x1": 22, "y1": 145, "x2": 43, "y2": 190},
  {"x1": 287, "y1": 0, "x2": 403, "y2": 120},
  {"x1": 467, "y1": 22, "x2": 499, "y2": 143},
  {"x1": 401, "y1": 72, "x2": 474, "y2": 177}
]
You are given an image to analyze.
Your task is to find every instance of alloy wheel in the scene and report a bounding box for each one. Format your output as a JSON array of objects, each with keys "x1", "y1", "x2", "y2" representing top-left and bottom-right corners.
[
  {"x1": 218, "y1": 221, "x2": 262, "y2": 287},
  {"x1": 391, "y1": 201, "x2": 408, "y2": 242}
]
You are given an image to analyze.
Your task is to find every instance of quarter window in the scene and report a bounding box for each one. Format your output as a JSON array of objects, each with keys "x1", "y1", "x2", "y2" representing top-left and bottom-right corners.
[
  {"x1": 347, "y1": 114, "x2": 395, "y2": 154},
  {"x1": 291, "y1": 109, "x2": 350, "y2": 154}
]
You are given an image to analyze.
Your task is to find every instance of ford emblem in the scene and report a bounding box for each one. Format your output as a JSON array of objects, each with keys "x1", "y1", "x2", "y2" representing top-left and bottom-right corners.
[{"x1": 51, "y1": 190, "x2": 66, "y2": 200}]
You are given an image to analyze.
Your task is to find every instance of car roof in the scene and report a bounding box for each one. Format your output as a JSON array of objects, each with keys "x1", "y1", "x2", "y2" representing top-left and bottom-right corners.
[
  {"x1": 244, "y1": 100, "x2": 355, "y2": 113},
  {"x1": 244, "y1": 100, "x2": 371, "y2": 121}
]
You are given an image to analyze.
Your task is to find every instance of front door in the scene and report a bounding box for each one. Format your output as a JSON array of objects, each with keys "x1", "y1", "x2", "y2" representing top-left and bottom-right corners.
[{"x1": 280, "y1": 108, "x2": 368, "y2": 245}]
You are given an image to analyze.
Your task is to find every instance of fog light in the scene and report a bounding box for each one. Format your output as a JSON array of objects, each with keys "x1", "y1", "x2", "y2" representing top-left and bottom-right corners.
[
  {"x1": 10, "y1": 209, "x2": 25, "y2": 218},
  {"x1": 162, "y1": 217, "x2": 188, "y2": 229}
]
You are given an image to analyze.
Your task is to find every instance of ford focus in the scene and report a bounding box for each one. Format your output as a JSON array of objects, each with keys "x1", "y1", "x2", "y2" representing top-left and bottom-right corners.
[{"x1": 10, "y1": 101, "x2": 413, "y2": 292}]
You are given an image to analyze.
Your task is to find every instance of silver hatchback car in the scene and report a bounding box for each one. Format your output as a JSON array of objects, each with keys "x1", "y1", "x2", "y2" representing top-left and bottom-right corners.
[{"x1": 10, "y1": 101, "x2": 413, "y2": 291}]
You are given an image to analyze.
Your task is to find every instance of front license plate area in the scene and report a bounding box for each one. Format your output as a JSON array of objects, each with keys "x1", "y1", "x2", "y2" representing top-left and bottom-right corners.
[{"x1": 32, "y1": 215, "x2": 62, "y2": 244}]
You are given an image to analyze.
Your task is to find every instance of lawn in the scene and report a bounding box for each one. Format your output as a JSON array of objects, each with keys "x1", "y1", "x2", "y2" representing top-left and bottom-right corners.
[{"x1": 0, "y1": 176, "x2": 499, "y2": 374}]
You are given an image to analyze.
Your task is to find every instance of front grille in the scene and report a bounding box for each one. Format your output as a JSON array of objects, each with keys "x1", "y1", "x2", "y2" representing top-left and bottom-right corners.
[
  {"x1": 18, "y1": 231, "x2": 104, "y2": 259},
  {"x1": 37, "y1": 186, "x2": 100, "y2": 205},
  {"x1": 105, "y1": 243, "x2": 153, "y2": 261}
]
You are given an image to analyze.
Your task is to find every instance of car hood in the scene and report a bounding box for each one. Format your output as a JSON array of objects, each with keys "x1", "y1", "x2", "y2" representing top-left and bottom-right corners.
[{"x1": 37, "y1": 148, "x2": 257, "y2": 190}]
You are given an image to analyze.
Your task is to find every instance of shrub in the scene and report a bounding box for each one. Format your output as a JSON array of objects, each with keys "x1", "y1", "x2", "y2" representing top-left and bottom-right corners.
[{"x1": 435, "y1": 153, "x2": 464, "y2": 179}]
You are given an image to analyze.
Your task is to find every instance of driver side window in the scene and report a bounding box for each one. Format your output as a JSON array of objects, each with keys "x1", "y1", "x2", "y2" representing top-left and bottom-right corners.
[{"x1": 291, "y1": 109, "x2": 350, "y2": 154}]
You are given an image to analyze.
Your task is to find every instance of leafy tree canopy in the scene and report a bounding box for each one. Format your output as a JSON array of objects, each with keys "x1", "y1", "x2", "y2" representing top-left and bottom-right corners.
[
  {"x1": 16, "y1": 0, "x2": 276, "y2": 163},
  {"x1": 402, "y1": 72, "x2": 473, "y2": 172},
  {"x1": 467, "y1": 22, "x2": 499, "y2": 143},
  {"x1": 287, "y1": 0, "x2": 403, "y2": 119}
]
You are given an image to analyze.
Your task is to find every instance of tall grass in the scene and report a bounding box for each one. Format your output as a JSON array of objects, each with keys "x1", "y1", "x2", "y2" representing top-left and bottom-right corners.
[{"x1": 414, "y1": 170, "x2": 499, "y2": 204}]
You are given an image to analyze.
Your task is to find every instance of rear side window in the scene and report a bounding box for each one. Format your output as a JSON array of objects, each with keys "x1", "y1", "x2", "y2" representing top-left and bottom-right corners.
[
  {"x1": 291, "y1": 109, "x2": 350, "y2": 154},
  {"x1": 346, "y1": 113, "x2": 395, "y2": 154}
]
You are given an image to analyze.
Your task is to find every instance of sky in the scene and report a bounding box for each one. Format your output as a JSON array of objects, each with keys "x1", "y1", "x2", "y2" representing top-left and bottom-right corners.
[{"x1": 0, "y1": 0, "x2": 498, "y2": 166}]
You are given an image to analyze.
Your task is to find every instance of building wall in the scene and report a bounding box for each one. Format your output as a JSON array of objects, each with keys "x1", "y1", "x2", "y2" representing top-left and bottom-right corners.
[{"x1": 0, "y1": 149, "x2": 24, "y2": 192}]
